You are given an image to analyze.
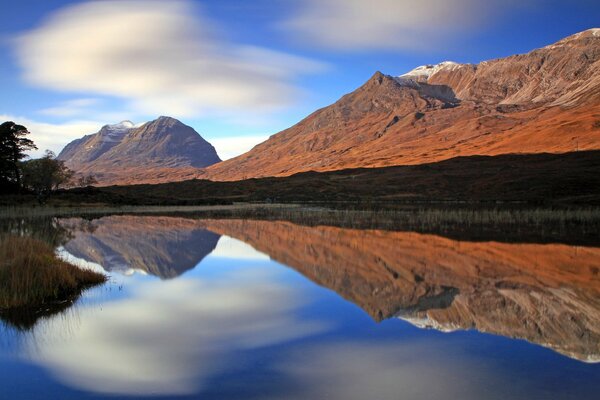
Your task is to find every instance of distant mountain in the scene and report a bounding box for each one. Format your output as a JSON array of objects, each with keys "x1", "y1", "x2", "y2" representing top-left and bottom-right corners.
[
  {"x1": 59, "y1": 216, "x2": 221, "y2": 279},
  {"x1": 58, "y1": 116, "x2": 221, "y2": 185},
  {"x1": 202, "y1": 29, "x2": 600, "y2": 181}
]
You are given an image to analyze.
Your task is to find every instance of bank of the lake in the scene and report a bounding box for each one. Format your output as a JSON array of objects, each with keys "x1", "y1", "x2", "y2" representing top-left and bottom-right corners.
[{"x1": 0, "y1": 235, "x2": 106, "y2": 312}]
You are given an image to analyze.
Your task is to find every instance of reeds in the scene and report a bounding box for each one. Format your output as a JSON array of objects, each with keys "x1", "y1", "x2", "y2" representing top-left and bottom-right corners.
[{"x1": 0, "y1": 235, "x2": 106, "y2": 310}]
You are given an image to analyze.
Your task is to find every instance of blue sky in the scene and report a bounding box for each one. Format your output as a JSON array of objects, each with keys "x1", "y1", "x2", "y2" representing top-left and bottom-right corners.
[{"x1": 0, "y1": 0, "x2": 598, "y2": 159}]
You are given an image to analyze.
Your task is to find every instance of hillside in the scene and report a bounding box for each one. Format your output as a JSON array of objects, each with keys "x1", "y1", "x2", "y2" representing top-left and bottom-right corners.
[
  {"x1": 202, "y1": 29, "x2": 600, "y2": 181},
  {"x1": 199, "y1": 219, "x2": 600, "y2": 362}
]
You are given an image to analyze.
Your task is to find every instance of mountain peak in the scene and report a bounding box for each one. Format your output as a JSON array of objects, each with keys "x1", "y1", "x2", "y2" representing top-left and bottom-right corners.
[
  {"x1": 397, "y1": 61, "x2": 462, "y2": 83},
  {"x1": 155, "y1": 116, "x2": 180, "y2": 123},
  {"x1": 544, "y1": 28, "x2": 599, "y2": 49},
  {"x1": 58, "y1": 116, "x2": 221, "y2": 184},
  {"x1": 102, "y1": 120, "x2": 135, "y2": 132}
]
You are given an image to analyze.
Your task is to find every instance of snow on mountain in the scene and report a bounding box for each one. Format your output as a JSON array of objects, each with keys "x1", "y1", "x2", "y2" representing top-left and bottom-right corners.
[
  {"x1": 106, "y1": 120, "x2": 135, "y2": 131},
  {"x1": 396, "y1": 61, "x2": 462, "y2": 83}
]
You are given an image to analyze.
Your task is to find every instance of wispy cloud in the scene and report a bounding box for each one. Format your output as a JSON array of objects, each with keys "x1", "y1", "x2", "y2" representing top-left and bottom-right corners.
[
  {"x1": 37, "y1": 98, "x2": 101, "y2": 118},
  {"x1": 0, "y1": 114, "x2": 102, "y2": 158},
  {"x1": 15, "y1": 0, "x2": 327, "y2": 118},
  {"x1": 283, "y1": 0, "x2": 521, "y2": 51}
]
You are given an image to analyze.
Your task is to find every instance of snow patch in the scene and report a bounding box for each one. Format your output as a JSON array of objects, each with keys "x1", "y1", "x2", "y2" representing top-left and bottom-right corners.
[
  {"x1": 397, "y1": 61, "x2": 461, "y2": 83},
  {"x1": 397, "y1": 314, "x2": 461, "y2": 333},
  {"x1": 105, "y1": 120, "x2": 135, "y2": 131}
]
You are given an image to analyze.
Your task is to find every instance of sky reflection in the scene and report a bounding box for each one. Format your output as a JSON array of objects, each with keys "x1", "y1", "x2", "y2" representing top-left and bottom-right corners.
[
  {"x1": 23, "y1": 269, "x2": 329, "y2": 395},
  {"x1": 1, "y1": 216, "x2": 598, "y2": 399}
]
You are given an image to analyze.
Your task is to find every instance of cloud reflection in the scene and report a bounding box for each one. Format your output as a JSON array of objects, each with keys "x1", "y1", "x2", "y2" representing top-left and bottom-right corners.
[{"x1": 23, "y1": 272, "x2": 329, "y2": 395}]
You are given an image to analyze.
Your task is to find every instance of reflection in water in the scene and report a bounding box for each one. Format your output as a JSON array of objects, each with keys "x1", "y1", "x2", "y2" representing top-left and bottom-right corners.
[
  {"x1": 271, "y1": 342, "x2": 507, "y2": 400},
  {"x1": 1, "y1": 215, "x2": 599, "y2": 399},
  {"x1": 200, "y1": 219, "x2": 600, "y2": 362},
  {"x1": 58, "y1": 216, "x2": 220, "y2": 279},
  {"x1": 23, "y1": 272, "x2": 329, "y2": 396}
]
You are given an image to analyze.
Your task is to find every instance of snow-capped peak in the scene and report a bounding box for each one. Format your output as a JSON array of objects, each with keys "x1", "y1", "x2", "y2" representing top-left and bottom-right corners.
[
  {"x1": 95, "y1": 120, "x2": 135, "y2": 144},
  {"x1": 397, "y1": 61, "x2": 462, "y2": 83},
  {"x1": 108, "y1": 120, "x2": 135, "y2": 130},
  {"x1": 100, "y1": 120, "x2": 135, "y2": 134}
]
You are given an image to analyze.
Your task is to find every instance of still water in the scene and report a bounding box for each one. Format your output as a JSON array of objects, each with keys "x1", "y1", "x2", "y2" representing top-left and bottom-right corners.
[{"x1": 1, "y1": 215, "x2": 599, "y2": 399}]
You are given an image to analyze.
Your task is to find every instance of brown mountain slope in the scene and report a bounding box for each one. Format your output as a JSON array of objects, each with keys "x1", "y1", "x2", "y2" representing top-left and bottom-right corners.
[
  {"x1": 202, "y1": 29, "x2": 600, "y2": 181},
  {"x1": 199, "y1": 219, "x2": 600, "y2": 362},
  {"x1": 58, "y1": 116, "x2": 221, "y2": 185}
]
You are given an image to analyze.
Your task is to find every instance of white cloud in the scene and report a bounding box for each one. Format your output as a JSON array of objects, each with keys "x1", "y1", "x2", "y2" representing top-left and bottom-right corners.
[
  {"x1": 0, "y1": 114, "x2": 102, "y2": 158},
  {"x1": 38, "y1": 98, "x2": 101, "y2": 118},
  {"x1": 23, "y1": 274, "x2": 329, "y2": 396},
  {"x1": 208, "y1": 134, "x2": 270, "y2": 160},
  {"x1": 16, "y1": 0, "x2": 327, "y2": 118},
  {"x1": 271, "y1": 341, "x2": 506, "y2": 400},
  {"x1": 283, "y1": 0, "x2": 519, "y2": 51}
]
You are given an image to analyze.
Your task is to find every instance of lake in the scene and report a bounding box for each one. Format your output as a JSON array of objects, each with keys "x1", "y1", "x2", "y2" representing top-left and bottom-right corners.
[{"x1": 1, "y1": 214, "x2": 599, "y2": 399}]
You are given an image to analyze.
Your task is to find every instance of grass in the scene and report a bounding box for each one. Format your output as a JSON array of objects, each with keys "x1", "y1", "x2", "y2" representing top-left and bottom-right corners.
[
  {"x1": 1, "y1": 204, "x2": 599, "y2": 245},
  {"x1": 0, "y1": 235, "x2": 106, "y2": 310},
  {"x1": 0, "y1": 203, "x2": 297, "y2": 219}
]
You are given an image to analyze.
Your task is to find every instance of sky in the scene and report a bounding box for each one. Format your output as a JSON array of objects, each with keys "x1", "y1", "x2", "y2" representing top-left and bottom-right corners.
[{"x1": 0, "y1": 0, "x2": 599, "y2": 160}]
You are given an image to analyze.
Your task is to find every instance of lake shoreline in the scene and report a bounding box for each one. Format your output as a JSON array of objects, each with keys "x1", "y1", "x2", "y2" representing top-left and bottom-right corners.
[
  {"x1": 2, "y1": 204, "x2": 600, "y2": 246},
  {"x1": 0, "y1": 235, "x2": 107, "y2": 325}
]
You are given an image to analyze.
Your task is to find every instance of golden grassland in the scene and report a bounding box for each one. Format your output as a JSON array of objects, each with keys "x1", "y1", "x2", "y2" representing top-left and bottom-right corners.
[{"x1": 0, "y1": 235, "x2": 106, "y2": 310}]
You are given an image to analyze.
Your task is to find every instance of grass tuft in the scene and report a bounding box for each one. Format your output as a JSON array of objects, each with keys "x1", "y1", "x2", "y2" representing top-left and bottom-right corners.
[{"x1": 0, "y1": 235, "x2": 106, "y2": 310}]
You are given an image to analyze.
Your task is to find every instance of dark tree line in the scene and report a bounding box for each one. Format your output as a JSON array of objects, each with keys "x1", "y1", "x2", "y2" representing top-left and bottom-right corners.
[{"x1": 1, "y1": 121, "x2": 97, "y2": 197}]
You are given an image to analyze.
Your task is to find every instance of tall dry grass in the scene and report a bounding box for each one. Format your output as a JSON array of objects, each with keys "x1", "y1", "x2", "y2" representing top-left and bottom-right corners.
[{"x1": 0, "y1": 235, "x2": 106, "y2": 310}]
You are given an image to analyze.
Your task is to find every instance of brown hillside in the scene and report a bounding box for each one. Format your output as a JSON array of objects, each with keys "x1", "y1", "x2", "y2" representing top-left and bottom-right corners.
[{"x1": 202, "y1": 29, "x2": 600, "y2": 181}]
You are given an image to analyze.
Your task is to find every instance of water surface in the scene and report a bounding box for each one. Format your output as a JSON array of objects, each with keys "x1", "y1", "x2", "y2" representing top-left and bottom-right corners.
[{"x1": 1, "y1": 215, "x2": 599, "y2": 399}]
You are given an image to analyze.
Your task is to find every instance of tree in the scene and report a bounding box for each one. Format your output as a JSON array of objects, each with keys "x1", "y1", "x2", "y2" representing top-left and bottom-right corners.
[
  {"x1": 76, "y1": 174, "x2": 98, "y2": 187},
  {"x1": 22, "y1": 150, "x2": 74, "y2": 197},
  {"x1": 0, "y1": 121, "x2": 37, "y2": 191}
]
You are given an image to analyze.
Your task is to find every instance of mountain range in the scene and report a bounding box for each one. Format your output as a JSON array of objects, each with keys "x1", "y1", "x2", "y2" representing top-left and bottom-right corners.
[{"x1": 58, "y1": 29, "x2": 600, "y2": 185}]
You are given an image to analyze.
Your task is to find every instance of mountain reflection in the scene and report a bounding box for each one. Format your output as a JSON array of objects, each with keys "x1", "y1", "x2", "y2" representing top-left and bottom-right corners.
[
  {"x1": 199, "y1": 219, "x2": 600, "y2": 362},
  {"x1": 19, "y1": 215, "x2": 600, "y2": 362},
  {"x1": 58, "y1": 216, "x2": 221, "y2": 279}
]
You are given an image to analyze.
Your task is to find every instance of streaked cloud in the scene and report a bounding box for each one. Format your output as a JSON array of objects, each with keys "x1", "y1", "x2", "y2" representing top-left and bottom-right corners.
[
  {"x1": 37, "y1": 98, "x2": 101, "y2": 118},
  {"x1": 15, "y1": 0, "x2": 327, "y2": 118},
  {"x1": 283, "y1": 0, "x2": 521, "y2": 51}
]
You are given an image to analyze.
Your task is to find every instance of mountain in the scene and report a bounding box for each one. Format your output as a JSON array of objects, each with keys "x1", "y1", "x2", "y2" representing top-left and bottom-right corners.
[
  {"x1": 58, "y1": 116, "x2": 221, "y2": 185},
  {"x1": 59, "y1": 216, "x2": 221, "y2": 279},
  {"x1": 199, "y1": 219, "x2": 600, "y2": 362},
  {"x1": 202, "y1": 29, "x2": 600, "y2": 181}
]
